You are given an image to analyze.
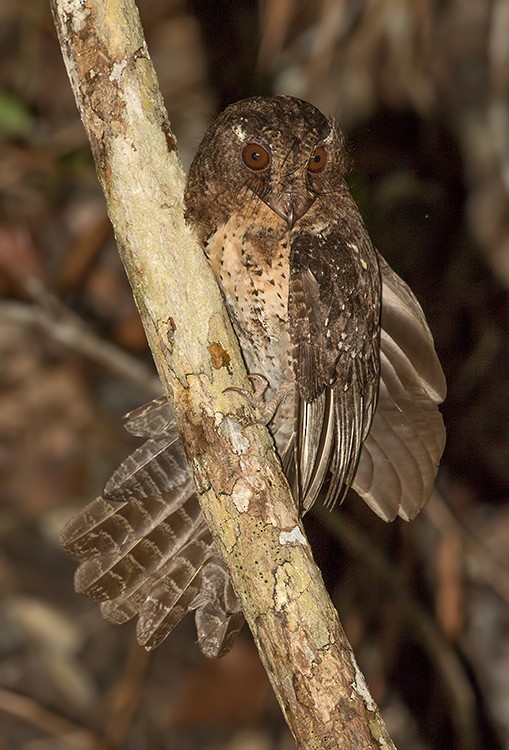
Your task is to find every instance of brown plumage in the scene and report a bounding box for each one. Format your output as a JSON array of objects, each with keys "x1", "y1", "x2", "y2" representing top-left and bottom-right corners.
[{"x1": 62, "y1": 96, "x2": 446, "y2": 657}]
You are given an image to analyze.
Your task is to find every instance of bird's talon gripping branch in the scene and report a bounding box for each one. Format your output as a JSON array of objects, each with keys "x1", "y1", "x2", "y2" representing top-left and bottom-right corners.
[
  {"x1": 223, "y1": 373, "x2": 269, "y2": 401},
  {"x1": 224, "y1": 373, "x2": 291, "y2": 426}
]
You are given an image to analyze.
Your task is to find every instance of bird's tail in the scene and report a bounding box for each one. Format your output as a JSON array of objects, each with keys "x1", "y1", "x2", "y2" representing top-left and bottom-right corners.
[{"x1": 61, "y1": 398, "x2": 243, "y2": 658}]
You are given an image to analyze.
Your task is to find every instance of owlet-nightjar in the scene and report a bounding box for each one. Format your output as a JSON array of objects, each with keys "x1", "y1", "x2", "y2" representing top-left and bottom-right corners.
[{"x1": 62, "y1": 96, "x2": 446, "y2": 658}]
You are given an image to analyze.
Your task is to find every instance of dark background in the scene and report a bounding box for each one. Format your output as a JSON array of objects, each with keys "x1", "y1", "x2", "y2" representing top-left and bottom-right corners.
[{"x1": 0, "y1": 1, "x2": 508, "y2": 748}]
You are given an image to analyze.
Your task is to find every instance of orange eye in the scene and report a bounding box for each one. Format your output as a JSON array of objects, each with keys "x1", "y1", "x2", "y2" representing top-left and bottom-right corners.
[
  {"x1": 308, "y1": 146, "x2": 327, "y2": 173},
  {"x1": 241, "y1": 142, "x2": 271, "y2": 171}
]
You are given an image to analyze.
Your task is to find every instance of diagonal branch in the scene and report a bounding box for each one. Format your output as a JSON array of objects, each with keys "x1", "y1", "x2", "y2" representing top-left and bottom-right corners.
[{"x1": 50, "y1": 1, "x2": 397, "y2": 747}]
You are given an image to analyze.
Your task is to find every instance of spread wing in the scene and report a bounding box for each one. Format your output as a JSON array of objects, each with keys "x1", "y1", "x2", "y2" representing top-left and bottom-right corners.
[
  {"x1": 61, "y1": 399, "x2": 243, "y2": 657},
  {"x1": 288, "y1": 216, "x2": 381, "y2": 512},
  {"x1": 352, "y1": 254, "x2": 447, "y2": 521}
]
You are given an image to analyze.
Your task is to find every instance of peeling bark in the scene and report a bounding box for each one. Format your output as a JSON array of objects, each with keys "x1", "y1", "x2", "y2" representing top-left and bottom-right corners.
[{"x1": 50, "y1": 0, "x2": 397, "y2": 747}]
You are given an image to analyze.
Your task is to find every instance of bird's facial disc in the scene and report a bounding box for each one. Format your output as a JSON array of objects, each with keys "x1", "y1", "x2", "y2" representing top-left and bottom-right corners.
[
  {"x1": 238, "y1": 138, "x2": 331, "y2": 228},
  {"x1": 232, "y1": 110, "x2": 333, "y2": 228}
]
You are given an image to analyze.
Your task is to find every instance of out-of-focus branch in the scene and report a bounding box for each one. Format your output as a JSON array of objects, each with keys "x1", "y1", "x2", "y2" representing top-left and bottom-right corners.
[
  {"x1": 0, "y1": 301, "x2": 161, "y2": 395},
  {"x1": 0, "y1": 687, "x2": 109, "y2": 750},
  {"x1": 49, "y1": 1, "x2": 396, "y2": 746},
  {"x1": 0, "y1": 228, "x2": 160, "y2": 394}
]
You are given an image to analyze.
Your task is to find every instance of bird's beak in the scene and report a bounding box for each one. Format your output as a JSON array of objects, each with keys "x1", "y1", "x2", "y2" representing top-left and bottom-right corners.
[{"x1": 265, "y1": 192, "x2": 315, "y2": 229}]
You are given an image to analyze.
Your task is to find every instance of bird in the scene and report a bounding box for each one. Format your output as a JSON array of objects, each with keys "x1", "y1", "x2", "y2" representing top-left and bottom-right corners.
[{"x1": 61, "y1": 96, "x2": 446, "y2": 658}]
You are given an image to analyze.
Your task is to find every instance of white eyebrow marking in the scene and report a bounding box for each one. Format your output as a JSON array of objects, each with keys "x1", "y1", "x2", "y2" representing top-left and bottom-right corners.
[{"x1": 233, "y1": 124, "x2": 248, "y2": 141}]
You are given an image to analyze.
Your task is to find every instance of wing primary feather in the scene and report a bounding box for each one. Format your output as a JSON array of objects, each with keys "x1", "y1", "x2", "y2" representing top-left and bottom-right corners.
[
  {"x1": 301, "y1": 388, "x2": 336, "y2": 510},
  {"x1": 99, "y1": 521, "x2": 211, "y2": 630},
  {"x1": 123, "y1": 397, "x2": 175, "y2": 438},
  {"x1": 136, "y1": 533, "x2": 213, "y2": 650},
  {"x1": 194, "y1": 556, "x2": 243, "y2": 658},
  {"x1": 104, "y1": 435, "x2": 184, "y2": 501},
  {"x1": 299, "y1": 394, "x2": 326, "y2": 494},
  {"x1": 73, "y1": 488, "x2": 202, "y2": 602},
  {"x1": 352, "y1": 262, "x2": 446, "y2": 521}
]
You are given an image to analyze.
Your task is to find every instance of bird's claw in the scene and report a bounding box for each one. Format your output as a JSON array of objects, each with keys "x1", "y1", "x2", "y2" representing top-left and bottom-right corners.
[
  {"x1": 224, "y1": 375, "x2": 291, "y2": 426},
  {"x1": 224, "y1": 374, "x2": 271, "y2": 424}
]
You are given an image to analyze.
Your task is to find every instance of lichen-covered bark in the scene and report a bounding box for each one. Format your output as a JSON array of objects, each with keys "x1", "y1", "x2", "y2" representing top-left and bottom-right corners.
[{"x1": 50, "y1": 1, "x2": 397, "y2": 746}]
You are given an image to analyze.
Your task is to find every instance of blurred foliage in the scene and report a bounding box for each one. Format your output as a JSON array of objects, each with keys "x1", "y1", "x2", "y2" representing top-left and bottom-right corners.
[
  {"x1": 0, "y1": 89, "x2": 34, "y2": 138},
  {"x1": 0, "y1": 1, "x2": 508, "y2": 749}
]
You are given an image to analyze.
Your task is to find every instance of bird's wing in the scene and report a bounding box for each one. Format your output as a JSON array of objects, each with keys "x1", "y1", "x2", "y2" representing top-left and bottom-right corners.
[
  {"x1": 288, "y1": 221, "x2": 380, "y2": 512},
  {"x1": 122, "y1": 396, "x2": 174, "y2": 437},
  {"x1": 61, "y1": 402, "x2": 243, "y2": 656},
  {"x1": 352, "y1": 254, "x2": 446, "y2": 521}
]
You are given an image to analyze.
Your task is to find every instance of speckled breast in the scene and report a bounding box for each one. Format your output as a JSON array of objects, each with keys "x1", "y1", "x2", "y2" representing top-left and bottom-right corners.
[{"x1": 204, "y1": 211, "x2": 296, "y2": 453}]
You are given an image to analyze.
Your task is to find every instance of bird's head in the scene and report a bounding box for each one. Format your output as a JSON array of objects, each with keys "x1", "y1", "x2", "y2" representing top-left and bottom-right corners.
[{"x1": 185, "y1": 96, "x2": 348, "y2": 236}]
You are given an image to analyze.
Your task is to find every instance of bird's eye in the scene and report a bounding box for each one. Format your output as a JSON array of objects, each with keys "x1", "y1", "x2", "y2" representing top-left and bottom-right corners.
[
  {"x1": 241, "y1": 142, "x2": 271, "y2": 171},
  {"x1": 308, "y1": 146, "x2": 327, "y2": 173}
]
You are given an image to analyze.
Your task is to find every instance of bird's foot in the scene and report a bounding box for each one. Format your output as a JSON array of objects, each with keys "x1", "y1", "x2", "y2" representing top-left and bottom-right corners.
[{"x1": 225, "y1": 375, "x2": 291, "y2": 426}]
